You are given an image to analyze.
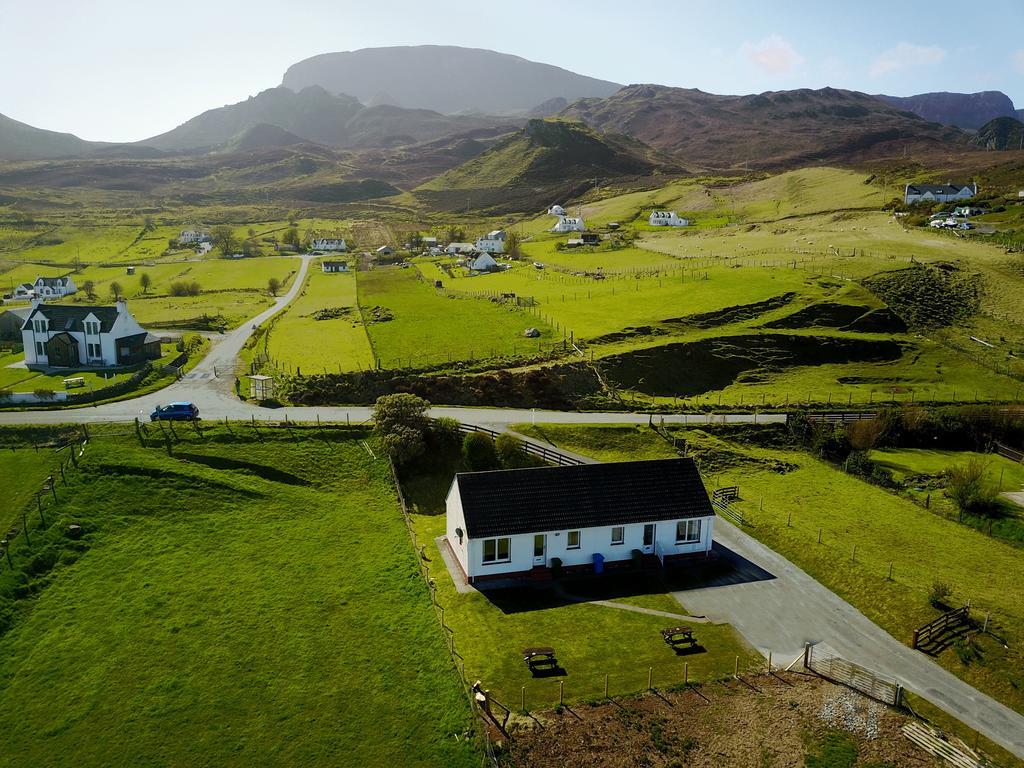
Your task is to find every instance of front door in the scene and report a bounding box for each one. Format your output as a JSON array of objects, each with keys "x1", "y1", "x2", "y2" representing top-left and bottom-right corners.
[
  {"x1": 642, "y1": 524, "x2": 656, "y2": 554},
  {"x1": 533, "y1": 534, "x2": 546, "y2": 566}
]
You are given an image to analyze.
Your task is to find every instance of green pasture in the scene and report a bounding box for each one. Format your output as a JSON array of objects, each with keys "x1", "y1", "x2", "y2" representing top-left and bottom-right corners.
[
  {"x1": 0, "y1": 450, "x2": 62, "y2": 533},
  {"x1": 126, "y1": 293, "x2": 273, "y2": 330},
  {"x1": 0, "y1": 428, "x2": 476, "y2": 768},
  {"x1": 513, "y1": 423, "x2": 1024, "y2": 717},
  {"x1": 0, "y1": 343, "x2": 179, "y2": 394},
  {"x1": 357, "y1": 267, "x2": 555, "y2": 368},
  {"x1": 265, "y1": 264, "x2": 374, "y2": 374}
]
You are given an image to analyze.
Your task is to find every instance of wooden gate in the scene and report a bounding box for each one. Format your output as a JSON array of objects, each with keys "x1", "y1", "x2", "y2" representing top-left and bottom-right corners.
[{"x1": 804, "y1": 643, "x2": 902, "y2": 707}]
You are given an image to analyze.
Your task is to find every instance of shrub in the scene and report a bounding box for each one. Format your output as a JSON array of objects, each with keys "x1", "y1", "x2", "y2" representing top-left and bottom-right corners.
[
  {"x1": 429, "y1": 417, "x2": 462, "y2": 452},
  {"x1": 929, "y1": 581, "x2": 953, "y2": 608},
  {"x1": 373, "y1": 394, "x2": 431, "y2": 465},
  {"x1": 32, "y1": 388, "x2": 56, "y2": 401},
  {"x1": 496, "y1": 433, "x2": 527, "y2": 468},
  {"x1": 380, "y1": 425, "x2": 426, "y2": 466},
  {"x1": 169, "y1": 280, "x2": 201, "y2": 297},
  {"x1": 462, "y1": 432, "x2": 498, "y2": 471},
  {"x1": 945, "y1": 458, "x2": 998, "y2": 519}
]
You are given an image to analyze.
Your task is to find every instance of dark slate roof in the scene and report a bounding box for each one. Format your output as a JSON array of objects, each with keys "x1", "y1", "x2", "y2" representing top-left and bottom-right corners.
[
  {"x1": 116, "y1": 331, "x2": 159, "y2": 346},
  {"x1": 456, "y1": 458, "x2": 713, "y2": 539},
  {"x1": 906, "y1": 183, "x2": 974, "y2": 195},
  {"x1": 36, "y1": 276, "x2": 71, "y2": 287},
  {"x1": 23, "y1": 304, "x2": 120, "y2": 333}
]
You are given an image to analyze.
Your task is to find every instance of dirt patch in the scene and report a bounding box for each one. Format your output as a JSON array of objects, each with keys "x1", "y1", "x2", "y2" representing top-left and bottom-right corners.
[
  {"x1": 600, "y1": 334, "x2": 905, "y2": 396},
  {"x1": 506, "y1": 672, "x2": 941, "y2": 768}
]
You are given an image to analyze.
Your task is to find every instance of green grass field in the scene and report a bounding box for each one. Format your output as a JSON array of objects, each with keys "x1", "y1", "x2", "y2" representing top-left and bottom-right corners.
[
  {"x1": 0, "y1": 343, "x2": 180, "y2": 394},
  {"x1": 358, "y1": 266, "x2": 555, "y2": 368},
  {"x1": 0, "y1": 427, "x2": 476, "y2": 767},
  {"x1": 266, "y1": 263, "x2": 374, "y2": 374},
  {"x1": 511, "y1": 423, "x2": 1024, "y2": 719},
  {"x1": 0, "y1": 449, "x2": 62, "y2": 533}
]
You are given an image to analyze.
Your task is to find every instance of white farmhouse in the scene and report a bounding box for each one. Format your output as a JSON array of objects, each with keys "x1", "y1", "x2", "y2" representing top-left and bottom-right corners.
[
  {"x1": 550, "y1": 215, "x2": 585, "y2": 233},
  {"x1": 474, "y1": 229, "x2": 506, "y2": 254},
  {"x1": 445, "y1": 458, "x2": 715, "y2": 584},
  {"x1": 467, "y1": 253, "x2": 499, "y2": 272},
  {"x1": 12, "y1": 283, "x2": 35, "y2": 300},
  {"x1": 311, "y1": 238, "x2": 347, "y2": 252},
  {"x1": 21, "y1": 299, "x2": 161, "y2": 369},
  {"x1": 903, "y1": 183, "x2": 977, "y2": 205},
  {"x1": 649, "y1": 211, "x2": 690, "y2": 227},
  {"x1": 179, "y1": 230, "x2": 210, "y2": 244},
  {"x1": 446, "y1": 242, "x2": 475, "y2": 255},
  {"x1": 321, "y1": 260, "x2": 349, "y2": 273},
  {"x1": 32, "y1": 276, "x2": 77, "y2": 299},
  {"x1": 548, "y1": 204, "x2": 566, "y2": 216}
]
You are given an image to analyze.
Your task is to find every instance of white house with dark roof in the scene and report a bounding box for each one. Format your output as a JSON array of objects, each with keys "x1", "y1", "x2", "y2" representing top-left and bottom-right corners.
[
  {"x1": 904, "y1": 183, "x2": 977, "y2": 205},
  {"x1": 31, "y1": 276, "x2": 77, "y2": 299},
  {"x1": 475, "y1": 229, "x2": 506, "y2": 254},
  {"x1": 467, "y1": 253, "x2": 499, "y2": 272},
  {"x1": 551, "y1": 215, "x2": 585, "y2": 233},
  {"x1": 321, "y1": 260, "x2": 349, "y2": 273},
  {"x1": 445, "y1": 458, "x2": 715, "y2": 583},
  {"x1": 12, "y1": 283, "x2": 35, "y2": 300},
  {"x1": 21, "y1": 299, "x2": 160, "y2": 369},
  {"x1": 649, "y1": 211, "x2": 690, "y2": 227},
  {"x1": 311, "y1": 237, "x2": 347, "y2": 252},
  {"x1": 446, "y1": 242, "x2": 475, "y2": 255},
  {"x1": 179, "y1": 229, "x2": 210, "y2": 244}
]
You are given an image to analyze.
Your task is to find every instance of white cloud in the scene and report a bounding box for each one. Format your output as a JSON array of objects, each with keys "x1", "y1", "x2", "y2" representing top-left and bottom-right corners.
[
  {"x1": 740, "y1": 35, "x2": 804, "y2": 76},
  {"x1": 1012, "y1": 49, "x2": 1024, "y2": 73},
  {"x1": 869, "y1": 43, "x2": 946, "y2": 78}
]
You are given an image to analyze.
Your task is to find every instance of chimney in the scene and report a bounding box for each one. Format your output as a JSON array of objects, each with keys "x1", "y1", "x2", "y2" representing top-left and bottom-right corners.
[{"x1": 116, "y1": 298, "x2": 128, "y2": 314}]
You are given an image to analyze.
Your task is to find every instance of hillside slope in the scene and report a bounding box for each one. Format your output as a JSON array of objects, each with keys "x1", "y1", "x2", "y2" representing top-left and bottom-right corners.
[
  {"x1": 561, "y1": 85, "x2": 967, "y2": 170},
  {"x1": 0, "y1": 113, "x2": 105, "y2": 160},
  {"x1": 282, "y1": 45, "x2": 622, "y2": 114},
  {"x1": 415, "y1": 118, "x2": 676, "y2": 213},
  {"x1": 876, "y1": 91, "x2": 1018, "y2": 130},
  {"x1": 969, "y1": 117, "x2": 1024, "y2": 151}
]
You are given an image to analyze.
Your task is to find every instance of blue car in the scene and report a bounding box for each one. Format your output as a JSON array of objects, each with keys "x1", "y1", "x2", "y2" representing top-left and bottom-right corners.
[{"x1": 150, "y1": 402, "x2": 200, "y2": 422}]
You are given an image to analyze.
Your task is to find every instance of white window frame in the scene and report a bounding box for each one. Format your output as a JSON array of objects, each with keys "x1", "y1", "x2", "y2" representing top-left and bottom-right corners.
[
  {"x1": 676, "y1": 519, "x2": 702, "y2": 544},
  {"x1": 566, "y1": 530, "x2": 581, "y2": 550},
  {"x1": 610, "y1": 526, "x2": 625, "y2": 546},
  {"x1": 481, "y1": 537, "x2": 511, "y2": 565}
]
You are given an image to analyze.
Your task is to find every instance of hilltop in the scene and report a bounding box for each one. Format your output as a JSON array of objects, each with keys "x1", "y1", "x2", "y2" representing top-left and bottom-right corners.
[
  {"x1": 281, "y1": 45, "x2": 622, "y2": 115},
  {"x1": 414, "y1": 118, "x2": 676, "y2": 213},
  {"x1": 560, "y1": 85, "x2": 967, "y2": 170},
  {"x1": 876, "y1": 90, "x2": 1019, "y2": 130},
  {"x1": 0, "y1": 112, "x2": 105, "y2": 160}
]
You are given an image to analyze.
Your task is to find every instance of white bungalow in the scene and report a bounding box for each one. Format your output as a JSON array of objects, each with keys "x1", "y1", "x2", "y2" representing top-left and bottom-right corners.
[
  {"x1": 474, "y1": 229, "x2": 506, "y2": 254},
  {"x1": 12, "y1": 283, "x2": 35, "y2": 300},
  {"x1": 445, "y1": 458, "x2": 715, "y2": 584},
  {"x1": 21, "y1": 299, "x2": 160, "y2": 369},
  {"x1": 179, "y1": 230, "x2": 210, "y2": 244},
  {"x1": 903, "y1": 183, "x2": 977, "y2": 205},
  {"x1": 649, "y1": 211, "x2": 690, "y2": 227},
  {"x1": 32, "y1": 276, "x2": 77, "y2": 299},
  {"x1": 311, "y1": 238, "x2": 347, "y2": 252},
  {"x1": 551, "y1": 215, "x2": 585, "y2": 233},
  {"x1": 321, "y1": 260, "x2": 349, "y2": 273},
  {"x1": 548, "y1": 204, "x2": 566, "y2": 216},
  {"x1": 446, "y1": 242, "x2": 475, "y2": 255},
  {"x1": 467, "y1": 253, "x2": 499, "y2": 272}
]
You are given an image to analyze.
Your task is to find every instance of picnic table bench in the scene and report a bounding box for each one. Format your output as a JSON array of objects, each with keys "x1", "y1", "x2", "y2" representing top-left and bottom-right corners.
[
  {"x1": 661, "y1": 626, "x2": 697, "y2": 649},
  {"x1": 522, "y1": 646, "x2": 558, "y2": 671}
]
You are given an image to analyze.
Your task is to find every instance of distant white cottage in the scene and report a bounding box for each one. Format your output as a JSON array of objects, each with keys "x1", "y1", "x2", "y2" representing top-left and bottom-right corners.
[
  {"x1": 548, "y1": 204, "x2": 566, "y2": 216},
  {"x1": 31, "y1": 276, "x2": 77, "y2": 299},
  {"x1": 21, "y1": 299, "x2": 160, "y2": 369},
  {"x1": 475, "y1": 229, "x2": 506, "y2": 254},
  {"x1": 551, "y1": 215, "x2": 585, "y2": 233},
  {"x1": 12, "y1": 283, "x2": 35, "y2": 300},
  {"x1": 446, "y1": 242, "x2": 475, "y2": 255},
  {"x1": 179, "y1": 230, "x2": 210, "y2": 244},
  {"x1": 467, "y1": 253, "x2": 499, "y2": 272},
  {"x1": 321, "y1": 260, "x2": 349, "y2": 273},
  {"x1": 904, "y1": 183, "x2": 977, "y2": 205},
  {"x1": 649, "y1": 211, "x2": 690, "y2": 227},
  {"x1": 311, "y1": 238, "x2": 347, "y2": 252}
]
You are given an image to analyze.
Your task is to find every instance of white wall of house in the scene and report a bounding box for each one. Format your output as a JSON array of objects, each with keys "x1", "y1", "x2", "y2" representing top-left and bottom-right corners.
[
  {"x1": 551, "y1": 216, "x2": 585, "y2": 233},
  {"x1": 903, "y1": 184, "x2": 977, "y2": 205},
  {"x1": 33, "y1": 277, "x2": 77, "y2": 298},
  {"x1": 22, "y1": 300, "x2": 148, "y2": 368},
  {"x1": 475, "y1": 237, "x2": 505, "y2": 254},
  {"x1": 445, "y1": 481, "x2": 714, "y2": 580},
  {"x1": 649, "y1": 211, "x2": 689, "y2": 227},
  {"x1": 312, "y1": 238, "x2": 347, "y2": 251},
  {"x1": 179, "y1": 230, "x2": 209, "y2": 243},
  {"x1": 446, "y1": 243, "x2": 475, "y2": 254}
]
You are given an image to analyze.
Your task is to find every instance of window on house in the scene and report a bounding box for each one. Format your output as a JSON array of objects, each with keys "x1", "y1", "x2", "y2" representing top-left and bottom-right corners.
[
  {"x1": 35, "y1": 341, "x2": 44, "y2": 356},
  {"x1": 566, "y1": 530, "x2": 580, "y2": 549},
  {"x1": 482, "y1": 537, "x2": 511, "y2": 564},
  {"x1": 88, "y1": 343, "x2": 101, "y2": 358},
  {"x1": 610, "y1": 526, "x2": 624, "y2": 546},
  {"x1": 676, "y1": 519, "x2": 702, "y2": 544},
  {"x1": 85, "y1": 321, "x2": 99, "y2": 335}
]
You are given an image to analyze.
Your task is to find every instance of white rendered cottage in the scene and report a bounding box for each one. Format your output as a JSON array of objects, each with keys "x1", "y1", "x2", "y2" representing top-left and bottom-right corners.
[
  {"x1": 548, "y1": 204, "x2": 566, "y2": 216},
  {"x1": 649, "y1": 211, "x2": 690, "y2": 227},
  {"x1": 311, "y1": 237, "x2": 347, "y2": 252},
  {"x1": 12, "y1": 283, "x2": 35, "y2": 300},
  {"x1": 21, "y1": 299, "x2": 161, "y2": 369},
  {"x1": 467, "y1": 253, "x2": 499, "y2": 272},
  {"x1": 179, "y1": 230, "x2": 210, "y2": 244},
  {"x1": 475, "y1": 229, "x2": 506, "y2": 254},
  {"x1": 903, "y1": 183, "x2": 977, "y2": 205},
  {"x1": 321, "y1": 260, "x2": 349, "y2": 273},
  {"x1": 445, "y1": 458, "x2": 715, "y2": 584},
  {"x1": 551, "y1": 215, "x2": 585, "y2": 233},
  {"x1": 446, "y1": 242, "x2": 475, "y2": 255},
  {"x1": 32, "y1": 276, "x2": 77, "y2": 299}
]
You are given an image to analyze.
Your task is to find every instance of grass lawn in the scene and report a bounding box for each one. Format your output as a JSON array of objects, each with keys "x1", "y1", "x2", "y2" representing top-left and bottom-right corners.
[
  {"x1": 0, "y1": 343, "x2": 181, "y2": 395},
  {"x1": 0, "y1": 427, "x2": 476, "y2": 767},
  {"x1": 265, "y1": 263, "x2": 374, "y2": 374},
  {"x1": 358, "y1": 266, "x2": 555, "y2": 368},
  {"x1": 126, "y1": 292, "x2": 274, "y2": 329},
  {"x1": 0, "y1": 450, "x2": 62, "y2": 533},
  {"x1": 511, "y1": 423, "x2": 1024, "y2": 719}
]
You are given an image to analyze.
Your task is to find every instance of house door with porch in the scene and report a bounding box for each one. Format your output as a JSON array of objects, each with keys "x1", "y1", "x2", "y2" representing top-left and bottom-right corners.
[
  {"x1": 533, "y1": 534, "x2": 546, "y2": 566},
  {"x1": 642, "y1": 524, "x2": 656, "y2": 554}
]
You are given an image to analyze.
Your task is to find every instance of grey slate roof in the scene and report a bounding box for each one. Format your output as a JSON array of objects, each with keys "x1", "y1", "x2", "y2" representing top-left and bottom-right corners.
[
  {"x1": 456, "y1": 458, "x2": 713, "y2": 539},
  {"x1": 36, "y1": 276, "x2": 71, "y2": 287},
  {"x1": 906, "y1": 183, "x2": 974, "y2": 195},
  {"x1": 23, "y1": 304, "x2": 120, "y2": 333}
]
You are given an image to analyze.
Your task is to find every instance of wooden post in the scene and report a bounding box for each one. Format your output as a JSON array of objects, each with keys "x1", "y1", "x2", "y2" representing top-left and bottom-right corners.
[
  {"x1": 604, "y1": 673, "x2": 609, "y2": 698},
  {"x1": 803, "y1": 642, "x2": 811, "y2": 668},
  {"x1": 647, "y1": 667, "x2": 653, "y2": 690},
  {"x1": 558, "y1": 680, "x2": 564, "y2": 706},
  {"x1": 787, "y1": 511, "x2": 792, "y2": 527},
  {"x1": 887, "y1": 561, "x2": 893, "y2": 581},
  {"x1": 767, "y1": 651, "x2": 772, "y2": 673},
  {"x1": 734, "y1": 656, "x2": 739, "y2": 677},
  {"x1": 852, "y1": 545, "x2": 857, "y2": 563},
  {"x1": 759, "y1": 496, "x2": 763, "y2": 511},
  {"x1": 683, "y1": 663, "x2": 688, "y2": 686},
  {"x1": 984, "y1": 613, "x2": 990, "y2": 633},
  {"x1": 521, "y1": 686, "x2": 526, "y2": 712},
  {"x1": 817, "y1": 528, "x2": 822, "y2": 544}
]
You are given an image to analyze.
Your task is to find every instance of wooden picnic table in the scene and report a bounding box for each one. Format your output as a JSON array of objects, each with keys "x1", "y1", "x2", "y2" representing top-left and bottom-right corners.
[
  {"x1": 661, "y1": 626, "x2": 697, "y2": 648},
  {"x1": 522, "y1": 646, "x2": 558, "y2": 670}
]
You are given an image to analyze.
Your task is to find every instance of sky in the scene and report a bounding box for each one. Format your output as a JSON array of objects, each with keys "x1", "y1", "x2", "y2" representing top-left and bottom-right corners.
[{"x1": 2, "y1": 0, "x2": 1022, "y2": 142}]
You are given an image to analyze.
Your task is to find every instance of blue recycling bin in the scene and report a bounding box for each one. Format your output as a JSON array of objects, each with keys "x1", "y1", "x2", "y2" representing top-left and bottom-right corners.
[{"x1": 592, "y1": 552, "x2": 605, "y2": 574}]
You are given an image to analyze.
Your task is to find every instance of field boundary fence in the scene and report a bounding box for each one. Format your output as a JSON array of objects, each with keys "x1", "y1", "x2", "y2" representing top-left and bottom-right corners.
[
  {"x1": 803, "y1": 642, "x2": 903, "y2": 707},
  {"x1": 455, "y1": 423, "x2": 585, "y2": 466},
  {"x1": 912, "y1": 605, "x2": 972, "y2": 652}
]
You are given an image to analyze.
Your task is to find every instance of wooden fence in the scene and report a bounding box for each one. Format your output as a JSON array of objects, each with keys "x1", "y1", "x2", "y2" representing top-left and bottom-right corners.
[
  {"x1": 912, "y1": 605, "x2": 972, "y2": 651},
  {"x1": 804, "y1": 643, "x2": 902, "y2": 707},
  {"x1": 455, "y1": 423, "x2": 585, "y2": 466},
  {"x1": 994, "y1": 441, "x2": 1024, "y2": 463}
]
